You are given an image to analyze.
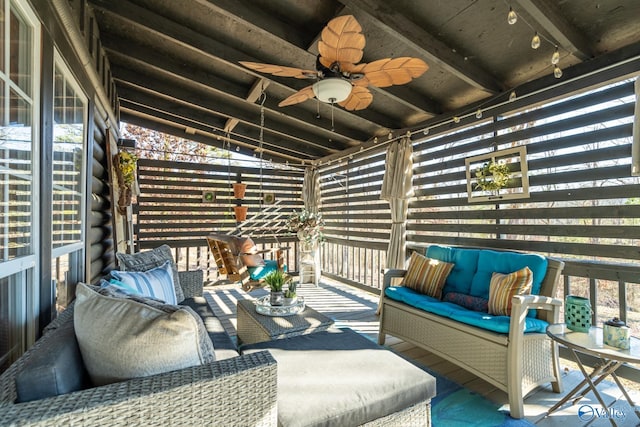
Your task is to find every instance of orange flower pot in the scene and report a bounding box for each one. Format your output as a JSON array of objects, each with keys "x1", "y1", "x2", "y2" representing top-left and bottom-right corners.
[
  {"x1": 234, "y1": 205, "x2": 248, "y2": 222},
  {"x1": 233, "y1": 182, "x2": 247, "y2": 199}
]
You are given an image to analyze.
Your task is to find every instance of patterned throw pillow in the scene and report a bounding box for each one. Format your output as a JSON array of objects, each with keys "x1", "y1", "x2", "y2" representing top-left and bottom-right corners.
[
  {"x1": 487, "y1": 266, "x2": 533, "y2": 316},
  {"x1": 236, "y1": 236, "x2": 259, "y2": 254},
  {"x1": 116, "y1": 245, "x2": 184, "y2": 303},
  {"x1": 111, "y1": 261, "x2": 177, "y2": 305},
  {"x1": 74, "y1": 283, "x2": 215, "y2": 386},
  {"x1": 442, "y1": 292, "x2": 489, "y2": 312},
  {"x1": 401, "y1": 251, "x2": 454, "y2": 299}
]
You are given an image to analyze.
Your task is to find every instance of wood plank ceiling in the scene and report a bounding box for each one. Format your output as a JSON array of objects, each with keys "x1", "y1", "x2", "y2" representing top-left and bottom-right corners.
[{"x1": 87, "y1": 0, "x2": 640, "y2": 165}]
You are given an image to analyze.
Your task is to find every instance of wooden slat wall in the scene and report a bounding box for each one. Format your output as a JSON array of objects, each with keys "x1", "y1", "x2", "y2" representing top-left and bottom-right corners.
[
  {"x1": 408, "y1": 79, "x2": 639, "y2": 263},
  {"x1": 319, "y1": 150, "x2": 391, "y2": 244},
  {"x1": 134, "y1": 159, "x2": 304, "y2": 251},
  {"x1": 318, "y1": 149, "x2": 391, "y2": 289}
]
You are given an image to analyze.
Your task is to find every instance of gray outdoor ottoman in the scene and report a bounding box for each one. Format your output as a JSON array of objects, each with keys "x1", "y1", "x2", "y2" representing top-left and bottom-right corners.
[{"x1": 240, "y1": 327, "x2": 436, "y2": 427}]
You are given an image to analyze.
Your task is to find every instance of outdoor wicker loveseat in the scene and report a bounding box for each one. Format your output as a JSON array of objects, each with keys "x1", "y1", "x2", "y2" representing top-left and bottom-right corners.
[{"x1": 378, "y1": 245, "x2": 566, "y2": 419}]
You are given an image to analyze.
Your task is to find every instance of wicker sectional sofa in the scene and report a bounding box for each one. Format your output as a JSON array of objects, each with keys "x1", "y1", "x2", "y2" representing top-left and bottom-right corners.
[
  {"x1": 378, "y1": 245, "x2": 566, "y2": 419},
  {"x1": 1, "y1": 269, "x2": 436, "y2": 427}
]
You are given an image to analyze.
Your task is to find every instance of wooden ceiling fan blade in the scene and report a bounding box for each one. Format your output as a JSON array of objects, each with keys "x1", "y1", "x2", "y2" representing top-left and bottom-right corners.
[
  {"x1": 239, "y1": 61, "x2": 316, "y2": 79},
  {"x1": 338, "y1": 86, "x2": 373, "y2": 111},
  {"x1": 360, "y1": 57, "x2": 429, "y2": 88},
  {"x1": 278, "y1": 85, "x2": 315, "y2": 107},
  {"x1": 318, "y1": 15, "x2": 365, "y2": 66}
]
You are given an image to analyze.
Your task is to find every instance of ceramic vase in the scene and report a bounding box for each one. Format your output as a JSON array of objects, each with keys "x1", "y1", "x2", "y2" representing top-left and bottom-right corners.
[{"x1": 270, "y1": 291, "x2": 284, "y2": 306}]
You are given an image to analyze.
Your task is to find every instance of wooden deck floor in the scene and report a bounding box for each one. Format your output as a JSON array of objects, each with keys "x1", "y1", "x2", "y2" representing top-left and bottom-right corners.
[{"x1": 204, "y1": 279, "x2": 640, "y2": 427}]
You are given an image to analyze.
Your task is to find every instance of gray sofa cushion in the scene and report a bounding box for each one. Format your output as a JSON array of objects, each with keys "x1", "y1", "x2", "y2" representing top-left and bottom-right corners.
[
  {"x1": 181, "y1": 297, "x2": 240, "y2": 360},
  {"x1": 241, "y1": 328, "x2": 436, "y2": 427},
  {"x1": 15, "y1": 316, "x2": 89, "y2": 403}
]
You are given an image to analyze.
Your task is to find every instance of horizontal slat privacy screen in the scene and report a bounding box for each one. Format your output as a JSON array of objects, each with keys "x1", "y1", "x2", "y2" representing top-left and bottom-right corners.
[
  {"x1": 409, "y1": 79, "x2": 639, "y2": 263},
  {"x1": 135, "y1": 159, "x2": 304, "y2": 250},
  {"x1": 319, "y1": 148, "x2": 391, "y2": 246}
]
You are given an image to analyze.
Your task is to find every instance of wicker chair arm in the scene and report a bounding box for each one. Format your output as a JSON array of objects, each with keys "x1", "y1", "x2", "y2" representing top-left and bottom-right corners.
[
  {"x1": 0, "y1": 351, "x2": 277, "y2": 427},
  {"x1": 511, "y1": 294, "x2": 563, "y2": 325},
  {"x1": 178, "y1": 270, "x2": 204, "y2": 298},
  {"x1": 382, "y1": 269, "x2": 407, "y2": 291}
]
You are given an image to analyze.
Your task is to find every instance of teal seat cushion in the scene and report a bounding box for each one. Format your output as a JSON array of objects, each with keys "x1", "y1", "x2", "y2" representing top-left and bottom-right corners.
[
  {"x1": 385, "y1": 286, "x2": 460, "y2": 318},
  {"x1": 426, "y1": 245, "x2": 480, "y2": 295},
  {"x1": 448, "y1": 308, "x2": 549, "y2": 334},
  {"x1": 470, "y1": 250, "x2": 548, "y2": 299},
  {"x1": 248, "y1": 260, "x2": 287, "y2": 280},
  {"x1": 385, "y1": 286, "x2": 548, "y2": 334}
]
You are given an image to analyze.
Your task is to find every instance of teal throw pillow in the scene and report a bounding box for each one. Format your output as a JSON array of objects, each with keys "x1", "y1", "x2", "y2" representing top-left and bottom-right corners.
[{"x1": 111, "y1": 260, "x2": 177, "y2": 305}]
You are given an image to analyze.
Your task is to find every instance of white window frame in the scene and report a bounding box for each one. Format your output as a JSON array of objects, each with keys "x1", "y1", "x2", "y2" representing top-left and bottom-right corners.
[
  {"x1": 0, "y1": 0, "x2": 41, "y2": 354},
  {"x1": 51, "y1": 50, "x2": 88, "y2": 261}
]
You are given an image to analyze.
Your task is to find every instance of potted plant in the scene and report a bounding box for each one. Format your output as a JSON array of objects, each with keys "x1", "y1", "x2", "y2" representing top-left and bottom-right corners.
[
  {"x1": 115, "y1": 150, "x2": 137, "y2": 214},
  {"x1": 286, "y1": 209, "x2": 325, "y2": 244},
  {"x1": 284, "y1": 281, "x2": 298, "y2": 305},
  {"x1": 233, "y1": 182, "x2": 247, "y2": 199},
  {"x1": 474, "y1": 159, "x2": 511, "y2": 193},
  {"x1": 264, "y1": 270, "x2": 290, "y2": 306},
  {"x1": 234, "y1": 205, "x2": 248, "y2": 222}
]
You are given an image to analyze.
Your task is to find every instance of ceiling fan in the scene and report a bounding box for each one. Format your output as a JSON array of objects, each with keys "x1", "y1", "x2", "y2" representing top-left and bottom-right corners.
[{"x1": 240, "y1": 15, "x2": 429, "y2": 111}]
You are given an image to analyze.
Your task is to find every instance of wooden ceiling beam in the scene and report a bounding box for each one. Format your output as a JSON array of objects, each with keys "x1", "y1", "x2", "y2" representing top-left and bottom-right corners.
[
  {"x1": 88, "y1": 0, "x2": 390, "y2": 134},
  {"x1": 111, "y1": 65, "x2": 343, "y2": 155},
  {"x1": 338, "y1": 0, "x2": 504, "y2": 94},
  {"x1": 102, "y1": 46, "x2": 363, "y2": 149},
  {"x1": 225, "y1": 79, "x2": 270, "y2": 134},
  {"x1": 514, "y1": 0, "x2": 594, "y2": 61},
  {"x1": 167, "y1": 0, "x2": 440, "y2": 118},
  {"x1": 118, "y1": 95, "x2": 327, "y2": 161},
  {"x1": 119, "y1": 111, "x2": 298, "y2": 165},
  {"x1": 191, "y1": 0, "x2": 308, "y2": 49}
]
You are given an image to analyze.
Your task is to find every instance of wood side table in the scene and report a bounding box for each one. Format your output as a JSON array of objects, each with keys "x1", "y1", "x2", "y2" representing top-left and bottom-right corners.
[
  {"x1": 237, "y1": 299, "x2": 334, "y2": 345},
  {"x1": 546, "y1": 324, "x2": 640, "y2": 426}
]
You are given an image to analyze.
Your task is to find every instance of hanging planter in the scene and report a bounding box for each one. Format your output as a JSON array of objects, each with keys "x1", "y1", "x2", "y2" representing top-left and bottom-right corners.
[
  {"x1": 234, "y1": 205, "x2": 248, "y2": 222},
  {"x1": 233, "y1": 182, "x2": 247, "y2": 199},
  {"x1": 114, "y1": 150, "x2": 137, "y2": 214}
]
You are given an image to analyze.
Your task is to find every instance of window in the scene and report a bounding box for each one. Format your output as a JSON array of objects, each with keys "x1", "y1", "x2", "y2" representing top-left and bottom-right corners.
[
  {"x1": 51, "y1": 54, "x2": 87, "y2": 311},
  {"x1": 0, "y1": 0, "x2": 40, "y2": 372}
]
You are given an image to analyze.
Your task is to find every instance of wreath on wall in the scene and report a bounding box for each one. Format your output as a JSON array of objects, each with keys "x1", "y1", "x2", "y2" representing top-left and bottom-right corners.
[{"x1": 474, "y1": 160, "x2": 511, "y2": 192}]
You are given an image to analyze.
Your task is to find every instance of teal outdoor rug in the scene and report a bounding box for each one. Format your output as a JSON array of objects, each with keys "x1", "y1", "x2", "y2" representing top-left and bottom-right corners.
[{"x1": 428, "y1": 369, "x2": 535, "y2": 427}]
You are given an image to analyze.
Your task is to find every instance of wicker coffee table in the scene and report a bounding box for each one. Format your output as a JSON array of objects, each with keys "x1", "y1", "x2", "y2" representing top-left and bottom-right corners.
[{"x1": 236, "y1": 298, "x2": 334, "y2": 345}]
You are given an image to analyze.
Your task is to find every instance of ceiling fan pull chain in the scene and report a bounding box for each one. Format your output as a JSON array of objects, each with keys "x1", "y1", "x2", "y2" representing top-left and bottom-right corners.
[
  {"x1": 331, "y1": 100, "x2": 335, "y2": 132},
  {"x1": 259, "y1": 89, "x2": 266, "y2": 208}
]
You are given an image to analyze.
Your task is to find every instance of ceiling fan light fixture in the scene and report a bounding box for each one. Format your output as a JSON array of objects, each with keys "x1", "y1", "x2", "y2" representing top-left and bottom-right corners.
[{"x1": 312, "y1": 78, "x2": 352, "y2": 103}]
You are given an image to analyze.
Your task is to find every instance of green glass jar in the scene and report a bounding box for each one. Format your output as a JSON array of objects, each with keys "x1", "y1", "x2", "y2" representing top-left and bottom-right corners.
[{"x1": 565, "y1": 295, "x2": 592, "y2": 332}]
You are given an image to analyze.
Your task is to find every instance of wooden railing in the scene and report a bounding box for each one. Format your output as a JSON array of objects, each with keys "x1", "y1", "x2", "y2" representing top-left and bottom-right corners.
[
  {"x1": 320, "y1": 238, "x2": 388, "y2": 293},
  {"x1": 163, "y1": 236, "x2": 639, "y2": 339},
  {"x1": 560, "y1": 260, "x2": 639, "y2": 336}
]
